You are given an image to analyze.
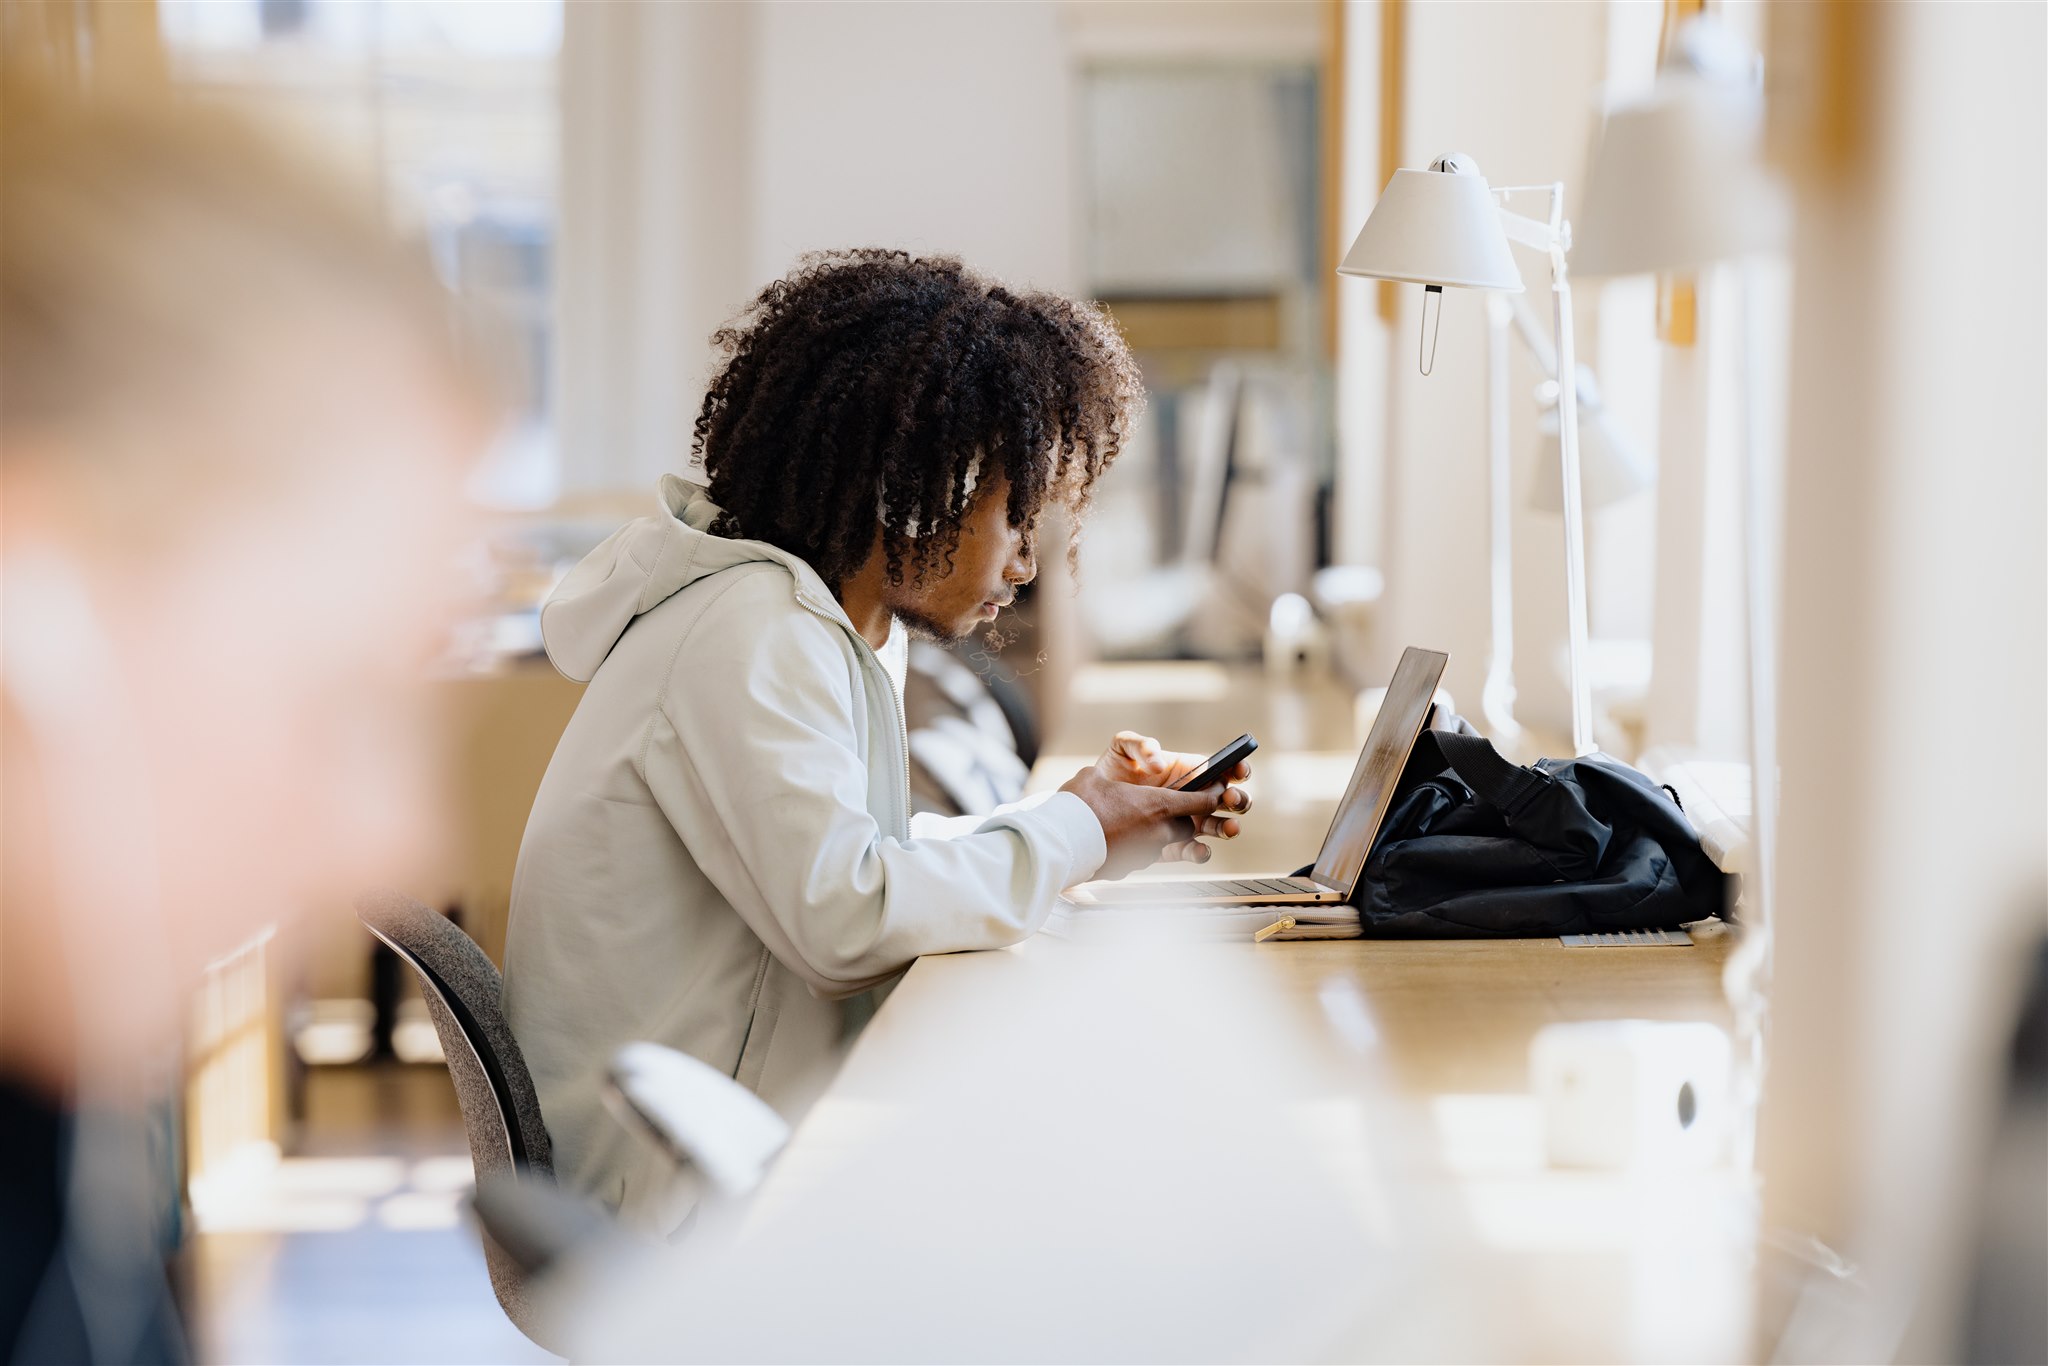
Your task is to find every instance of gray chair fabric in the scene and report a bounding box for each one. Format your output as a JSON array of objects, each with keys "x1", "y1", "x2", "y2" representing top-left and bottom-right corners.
[
  {"x1": 354, "y1": 890, "x2": 559, "y2": 1351},
  {"x1": 471, "y1": 1172, "x2": 619, "y2": 1281}
]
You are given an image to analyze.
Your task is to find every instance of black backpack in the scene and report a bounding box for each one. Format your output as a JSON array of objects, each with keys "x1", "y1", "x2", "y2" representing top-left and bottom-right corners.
[{"x1": 1326, "y1": 728, "x2": 1733, "y2": 938}]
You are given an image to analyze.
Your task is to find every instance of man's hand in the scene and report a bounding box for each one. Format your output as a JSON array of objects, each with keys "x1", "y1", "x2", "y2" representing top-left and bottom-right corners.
[{"x1": 1060, "y1": 731, "x2": 1254, "y2": 879}]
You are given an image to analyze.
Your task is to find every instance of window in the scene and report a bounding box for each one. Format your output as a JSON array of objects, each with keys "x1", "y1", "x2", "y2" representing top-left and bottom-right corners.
[{"x1": 158, "y1": 0, "x2": 563, "y2": 508}]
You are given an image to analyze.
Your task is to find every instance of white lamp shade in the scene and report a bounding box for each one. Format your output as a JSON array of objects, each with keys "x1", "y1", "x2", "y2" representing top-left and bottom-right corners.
[
  {"x1": 1337, "y1": 167, "x2": 1525, "y2": 292},
  {"x1": 1532, "y1": 386, "x2": 1653, "y2": 513},
  {"x1": 1574, "y1": 74, "x2": 1790, "y2": 278}
]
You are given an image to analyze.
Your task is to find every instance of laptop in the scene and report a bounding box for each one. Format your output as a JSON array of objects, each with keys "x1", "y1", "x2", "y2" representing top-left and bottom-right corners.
[{"x1": 1064, "y1": 646, "x2": 1449, "y2": 908}]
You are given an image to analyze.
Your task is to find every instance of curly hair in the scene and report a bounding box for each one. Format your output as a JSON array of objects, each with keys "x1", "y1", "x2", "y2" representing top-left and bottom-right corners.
[{"x1": 693, "y1": 249, "x2": 1142, "y2": 587}]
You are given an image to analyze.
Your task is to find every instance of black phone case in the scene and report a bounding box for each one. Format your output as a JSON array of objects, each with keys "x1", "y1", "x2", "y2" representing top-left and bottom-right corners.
[{"x1": 1176, "y1": 737, "x2": 1257, "y2": 791}]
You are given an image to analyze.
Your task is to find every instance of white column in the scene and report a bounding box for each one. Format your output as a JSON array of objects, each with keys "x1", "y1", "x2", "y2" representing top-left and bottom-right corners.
[
  {"x1": 555, "y1": 0, "x2": 757, "y2": 496},
  {"x1": 1642, "y1": 276, "x2": 1751, "y2": 758},
  {"x1": 1333, "y1": 0, "x2": 1390, "y2": 572},
  {"x1": 1758, "y1": 4, "x2": 2048, "y2": 1360}
]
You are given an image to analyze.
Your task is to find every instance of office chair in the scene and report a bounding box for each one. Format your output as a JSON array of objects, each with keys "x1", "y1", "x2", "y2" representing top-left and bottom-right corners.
[{"x1": 353, "y1": 891, "x2": 561, "y2": 1352}]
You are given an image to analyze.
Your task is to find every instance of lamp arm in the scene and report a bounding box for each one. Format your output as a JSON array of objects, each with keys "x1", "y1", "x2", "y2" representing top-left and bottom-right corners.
[
  {"x1": 1492, "y1": 182, "x2": 1569, "y2": 251},
  {"x1": 1551, "y1": 245, "x2": 1596, "y2": 756},
  {"x1": 1485, "y1": 179, "x2": 1596, "y2": 754},
  {"x1": 1482, "y1": 294, "x2": 1523, "y2": 749},
  {"x1": 1496, "y1": 208, "x2": 1559, "y2": 253},
  {"x1": 1496, "y1": 184, "x2": 1608, "y2": 405},
  {"x1": 1507, "y1": 293, "x2": 1561, "y2": 379}
]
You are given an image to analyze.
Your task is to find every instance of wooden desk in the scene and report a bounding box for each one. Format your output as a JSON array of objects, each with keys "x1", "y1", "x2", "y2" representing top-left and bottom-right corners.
[
  {"x1": 569, "y1": 664, "x2": 1755, "y2": 1362},
  {"x1": 1265, "y1": 931, "x2": 1737, "y2": 1097}
]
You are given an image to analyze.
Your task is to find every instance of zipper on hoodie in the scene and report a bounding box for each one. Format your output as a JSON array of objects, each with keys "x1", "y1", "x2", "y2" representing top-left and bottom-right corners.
[
  {"x1": 893, "y1": 673, "x2": 911, "y2": 818},
  {"x1": 871, "y1": 637, "x2": 913, "y2": 838},
  {"x1": 845, "y1": 621, "x2": 911, "y2": 831}
]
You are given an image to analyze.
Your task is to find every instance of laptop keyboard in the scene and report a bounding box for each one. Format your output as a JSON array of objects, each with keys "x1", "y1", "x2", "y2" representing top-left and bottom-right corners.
[{"x1": 1086, "y1": 877, "x2": 1323, "y2": 903}]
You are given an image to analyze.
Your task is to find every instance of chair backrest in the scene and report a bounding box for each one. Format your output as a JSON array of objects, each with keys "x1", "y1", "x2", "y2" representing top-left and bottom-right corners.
[{"x1": 354, "y1": 890, "x2": 558, "y2": 1348}]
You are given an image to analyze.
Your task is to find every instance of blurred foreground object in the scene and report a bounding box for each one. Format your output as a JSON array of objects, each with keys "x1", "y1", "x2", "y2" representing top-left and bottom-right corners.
[
  {"x1": 605, "y1": 1042, "x2": 790, "y2": 1201},
  {"x1": 467, "y1": 1041, "x2": 794, "y2": 1350},
  {"x1": 1, "y1": 77, "x2": 486, "y2": 1362},
  {"x1": 559, "y1": 930, "x2": 1757, "y2": 1361},
  {"x1": 1752, "y1": 2, "x2": 2046, "y2": 1360},
  {"x1": 1532, "y1": 1020, "x2": 1731, "y2": 1171}
]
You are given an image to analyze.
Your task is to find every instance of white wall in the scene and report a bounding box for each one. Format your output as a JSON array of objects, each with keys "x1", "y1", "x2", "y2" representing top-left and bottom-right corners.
[
  {"x1": 1642, "y1": 264, "x2": 1760, "y2": 759},
  {"x1": 750, "y1": 2, "x2": 1074, "y2": 293},
  {"x1": 1060, "y1": 0, "x2": 1321, "y2": 64}
]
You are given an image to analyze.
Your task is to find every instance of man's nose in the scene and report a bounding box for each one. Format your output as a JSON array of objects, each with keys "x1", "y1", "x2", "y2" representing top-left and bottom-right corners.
[{"x1": 1006, "y1": 542, "x2": 1037, "y2": 584}]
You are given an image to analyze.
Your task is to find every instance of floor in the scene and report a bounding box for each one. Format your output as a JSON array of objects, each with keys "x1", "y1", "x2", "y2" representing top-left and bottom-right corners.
[{"x1": 183, "y1": 1064, "x2": 558, "y2": 1365}]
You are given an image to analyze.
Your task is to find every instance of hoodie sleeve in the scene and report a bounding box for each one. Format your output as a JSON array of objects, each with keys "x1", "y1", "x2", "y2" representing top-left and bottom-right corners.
[
  {"x1": 639, "y1": 575, "x2": 1104, "y2": 999},
  {"x1": 908, "y1": 789, "x2": 1090, "y2": 843}
]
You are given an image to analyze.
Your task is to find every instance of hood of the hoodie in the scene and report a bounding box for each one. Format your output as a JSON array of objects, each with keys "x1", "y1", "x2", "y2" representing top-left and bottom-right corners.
[{"x1": 539, "y1": 475, "x2": 847, "y2": 683}]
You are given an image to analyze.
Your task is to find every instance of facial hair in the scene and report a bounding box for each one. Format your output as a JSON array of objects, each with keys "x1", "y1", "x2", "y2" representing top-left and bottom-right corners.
[{"x1": 889, "y1": 603, "x2": 975, "y2": 645}]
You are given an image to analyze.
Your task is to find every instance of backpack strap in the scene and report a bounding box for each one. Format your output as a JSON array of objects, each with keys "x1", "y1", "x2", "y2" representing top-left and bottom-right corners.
[{"x1": 1431, "y1": 729, "x2": 1549, "y2": 815}]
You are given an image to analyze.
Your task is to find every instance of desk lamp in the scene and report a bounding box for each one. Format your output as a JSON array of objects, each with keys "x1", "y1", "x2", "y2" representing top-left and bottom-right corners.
[
  {"x1": 1339, "y1": 154, "x2": 1601, "y2": 756},
  {"x1": 1533, "y1": 370, "x2": 1649, "y2": 510},
  {"x1": 1572, "y1": 18, "x2": 1786, "y2": 278}
]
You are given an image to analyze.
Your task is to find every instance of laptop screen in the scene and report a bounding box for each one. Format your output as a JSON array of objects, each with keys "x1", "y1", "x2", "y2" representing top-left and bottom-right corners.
[{"x1": 1309, "y1": 647, "x2": 1449, "y2": 894}]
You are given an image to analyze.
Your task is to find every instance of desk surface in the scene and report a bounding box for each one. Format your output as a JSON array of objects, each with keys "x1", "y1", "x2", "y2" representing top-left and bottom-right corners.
[{"x1": 571, "y1": 664, "x2": 1754, "y2": 1363}]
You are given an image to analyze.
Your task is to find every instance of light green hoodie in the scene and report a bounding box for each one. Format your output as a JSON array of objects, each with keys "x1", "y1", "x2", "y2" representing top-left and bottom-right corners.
[{"x1": 501, "y1": 476, "x2": 1104, "y2": 1227}]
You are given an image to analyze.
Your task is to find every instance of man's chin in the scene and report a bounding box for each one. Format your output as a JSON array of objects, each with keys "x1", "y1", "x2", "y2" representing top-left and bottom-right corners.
[{"x1": 893, "y1": 607, "x2": 977, "y2": 644}]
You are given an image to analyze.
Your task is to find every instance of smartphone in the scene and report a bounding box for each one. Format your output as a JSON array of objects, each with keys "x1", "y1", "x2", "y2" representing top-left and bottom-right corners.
[{"x1": 1174, "y1": 732, "x2": 1258, "y2": 791}]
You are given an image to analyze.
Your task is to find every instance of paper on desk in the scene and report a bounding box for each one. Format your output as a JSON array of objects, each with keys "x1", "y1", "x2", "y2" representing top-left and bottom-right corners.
[{"x1": 1043, "y1": 897, "x2": 1361, "y2": 942}]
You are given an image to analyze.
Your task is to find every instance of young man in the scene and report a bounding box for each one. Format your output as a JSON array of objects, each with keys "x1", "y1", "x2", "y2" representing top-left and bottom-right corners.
[{"x1": 501, "y1": 251, "x2": 1251, "y2": 1225}]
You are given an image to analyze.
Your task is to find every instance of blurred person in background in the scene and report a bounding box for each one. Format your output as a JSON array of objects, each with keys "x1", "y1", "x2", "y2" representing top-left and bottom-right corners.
[
  {"x1": 0, "y1": 81, "x2": 489, "y2": 1363},
  {"x1": 502, "y1": 250, "x2": 1253, "y2": 1229}
]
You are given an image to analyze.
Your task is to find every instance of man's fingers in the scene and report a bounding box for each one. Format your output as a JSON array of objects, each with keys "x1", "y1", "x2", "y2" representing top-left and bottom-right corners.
[
  {"x1": 1159, "y1": 783, "x2": 1249, "y2": 819},
  {"x1": 1161, "y1": 781, "x2": 1228, "y2": 819},
  {"x1": 1111, "y1": 730, "x2": 1160, "y2": 761}
]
